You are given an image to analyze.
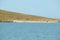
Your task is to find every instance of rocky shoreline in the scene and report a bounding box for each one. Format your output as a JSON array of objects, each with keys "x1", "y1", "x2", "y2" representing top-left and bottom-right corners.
[{"x1": 0, "y1": 21, "x2": 12, "y2": 22}]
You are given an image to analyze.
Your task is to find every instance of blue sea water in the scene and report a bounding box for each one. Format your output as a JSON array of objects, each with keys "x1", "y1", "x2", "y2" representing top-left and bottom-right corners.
[{"x1": 0, "y1": 22, "x2": 60, "y2": 40}]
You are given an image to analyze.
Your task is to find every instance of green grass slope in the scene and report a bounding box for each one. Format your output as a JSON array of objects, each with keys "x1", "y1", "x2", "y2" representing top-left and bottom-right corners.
[{"x1": 0, "y1": 10, "x2": 59, "y2": 22}]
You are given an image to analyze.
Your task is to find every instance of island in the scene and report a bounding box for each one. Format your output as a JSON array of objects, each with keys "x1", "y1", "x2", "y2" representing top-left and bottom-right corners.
[{"x1": 0, "y1": 10, "x2": 60, "y2": 23}]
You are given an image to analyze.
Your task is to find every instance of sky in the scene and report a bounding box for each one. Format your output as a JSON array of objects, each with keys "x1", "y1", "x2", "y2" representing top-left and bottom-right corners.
[{"x1": 0, "y1": 0, "x2": 60, "y2": 18}]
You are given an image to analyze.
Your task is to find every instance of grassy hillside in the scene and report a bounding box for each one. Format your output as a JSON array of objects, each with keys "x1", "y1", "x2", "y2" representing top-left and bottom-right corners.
[{"x1": 0, "y1": 10, "x2": 59, "y2": 22}]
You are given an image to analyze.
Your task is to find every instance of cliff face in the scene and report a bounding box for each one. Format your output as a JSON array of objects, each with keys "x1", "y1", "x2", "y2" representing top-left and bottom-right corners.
[{"x1": 0, "y1": 10, "x2": 60, "y2": 22}]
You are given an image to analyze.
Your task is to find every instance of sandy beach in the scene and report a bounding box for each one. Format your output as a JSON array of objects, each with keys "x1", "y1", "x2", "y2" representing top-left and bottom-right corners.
[{"x1": 13, "y1": 20, "x2": 58, "y2": 23}]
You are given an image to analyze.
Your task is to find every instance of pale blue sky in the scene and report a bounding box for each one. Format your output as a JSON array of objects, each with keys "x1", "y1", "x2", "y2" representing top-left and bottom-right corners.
[{"x1": 0, "y1": 0, "x2": 60, "y2": 18}]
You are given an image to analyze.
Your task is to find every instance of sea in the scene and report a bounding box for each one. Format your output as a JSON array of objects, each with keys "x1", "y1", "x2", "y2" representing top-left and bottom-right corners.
[{"x1": 0, "y1": 22, "x2": 60, "y2": 40}]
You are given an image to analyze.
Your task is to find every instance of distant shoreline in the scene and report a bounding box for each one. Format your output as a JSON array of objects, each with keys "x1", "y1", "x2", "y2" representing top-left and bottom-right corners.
[
  {"x1": 0, "y1": 20, "x2": 59, "y2": 23},
  {"x1": 0, "y1": 21, "x2": 12, "y2": 22}
]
